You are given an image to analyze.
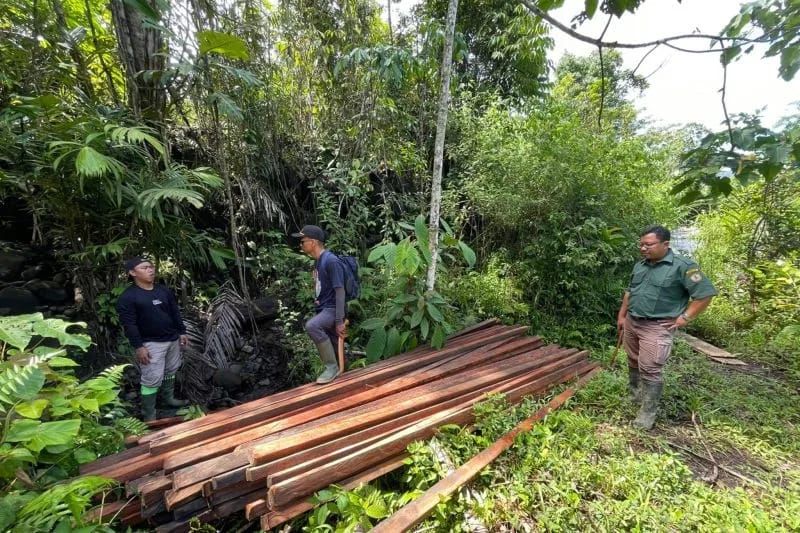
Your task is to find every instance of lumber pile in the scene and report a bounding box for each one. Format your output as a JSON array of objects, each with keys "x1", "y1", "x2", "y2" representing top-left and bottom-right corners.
[{"x1": 80, "y1": 320, "x2": 598, "y2": 532}]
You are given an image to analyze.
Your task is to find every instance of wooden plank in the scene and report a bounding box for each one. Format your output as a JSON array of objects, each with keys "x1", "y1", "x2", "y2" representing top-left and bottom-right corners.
[
  {"x1": 164, "y1": 481, "x2": 205, "y2": 510},
  {"x1": 372, "y1": 367, "x2": 602, "y2": 532},
  {"x1": 679, "y1": 332, "x2": 741, "y2": 359},
  {"x1": 266, "y1": 357, "x2": 592, "y2": 508},
  {"x1": 138, "y1": 475, "x2": 172, "y2": 508},
  {"x1": 79, "y1": 443, "x2": 149, "y2": 475},
  {"x1": 258, "y1": 454, "x2": 409, "y2": 527},
  {"x1": 163, "y1": 330, "x2": 535, "y2": 475},
  {"x1": 250, "y1": 348, "x2": 581, "y2": 466},
  {"x1": 154, "y1": 510, "x2": 213, "y2": 533},
  {"x1": 709, "y1": 356, "x2": 748, "y2": 365},
  {"x1": 257, "y1": 345, "x2": 569, "y2": 486},
  {"x1": 151, "y1": 326, "x2": 524, "y2": 461},
  {"x1": 141, "y1": 323, "x2": 509, "y2": 448}
]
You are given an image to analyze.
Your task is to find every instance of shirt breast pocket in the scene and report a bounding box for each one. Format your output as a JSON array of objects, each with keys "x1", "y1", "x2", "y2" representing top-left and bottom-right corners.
[{"x1": 630, "y1": 270, "x2": 646, "y2": 288}]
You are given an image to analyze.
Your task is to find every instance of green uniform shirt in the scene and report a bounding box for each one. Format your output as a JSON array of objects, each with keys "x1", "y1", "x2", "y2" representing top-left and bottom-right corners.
[{"x1": 627, "y1": 249, "x2": 717, "y2": 318}]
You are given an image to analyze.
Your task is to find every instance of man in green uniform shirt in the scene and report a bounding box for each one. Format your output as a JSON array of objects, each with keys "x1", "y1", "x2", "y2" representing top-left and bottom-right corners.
[{"x1": 617, "y1": 225, "x2": 717, "y2": 430}]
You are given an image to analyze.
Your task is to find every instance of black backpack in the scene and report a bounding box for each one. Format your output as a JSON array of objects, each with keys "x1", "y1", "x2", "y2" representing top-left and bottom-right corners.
[
  {"x1": 328, "y1": 250, "x2": 361, "y2": 302},
  {"x1": 332, "y1": 253, "x2": 360, "y2": 301}
]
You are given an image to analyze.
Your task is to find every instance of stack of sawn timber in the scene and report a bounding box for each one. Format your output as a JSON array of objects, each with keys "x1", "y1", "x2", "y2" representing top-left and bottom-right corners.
[{"x1": 81, "y1": 319, "x2": 597, "y2": 532}]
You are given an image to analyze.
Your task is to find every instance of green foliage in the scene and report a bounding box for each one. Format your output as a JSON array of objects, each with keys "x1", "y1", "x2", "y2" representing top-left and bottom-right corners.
[
  {"x1": 675, "y1": 115, "x2": 799, "y2": 204},
  {"x1": 724, "y1": 0, "x2": 800, "y2": 81},
  {"x1": 0, "y1": 314, "x2": 132, "y2": 531},
  {"x1": 360, "y1": 215, "x2": 475, "y2": 362},
  {"x1": 444, "y1": 253, "x2": 530, "y2": 323},
  {"x1": 449, "y1": 94, "x2": 680, "y2": 343}
]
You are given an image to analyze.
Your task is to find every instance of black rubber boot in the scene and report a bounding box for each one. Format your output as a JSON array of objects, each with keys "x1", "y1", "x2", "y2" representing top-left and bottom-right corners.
[
  {"x1": 158, "y1": 374, "x2": 189, "y2": 408},
  {"x1": 628, "y1": 368, "x2": 641, "y2": 404},
  {"x1": 141, "y1": 392, "x2": 158, "y2": 422},
  {"x1": 315, "y1": 339, "x2": 340, "y2": 384},
  {"x1": 633, "y1": 380, "x2": 663, "y2": 430}
]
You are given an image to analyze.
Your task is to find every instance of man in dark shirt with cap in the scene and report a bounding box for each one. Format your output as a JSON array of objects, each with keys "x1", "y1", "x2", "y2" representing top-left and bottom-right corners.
[
  {"x1": 292, "y1": 225, "x2": 347, "y2": 384},
  {"x1": 116, "y1": 257, "x2": 189, "y2": 421},
  {"x1": 617, "y1": 225, "x2": 717, "y2": 430}
]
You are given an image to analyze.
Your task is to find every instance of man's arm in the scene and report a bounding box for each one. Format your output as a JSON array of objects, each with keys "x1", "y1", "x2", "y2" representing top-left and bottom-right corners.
[
  {"x1": 166, "y1": 287, "x2": 188, "y2": 346},
  {"x1": 669, "y1": 296, "x2": 713, "y2": 331},
  {"x1": 617, "y1": 291, "x2": 630, "y2": 332},
  {"x1": 116, "y1": 293, "x2": 150, "y2": 364}
]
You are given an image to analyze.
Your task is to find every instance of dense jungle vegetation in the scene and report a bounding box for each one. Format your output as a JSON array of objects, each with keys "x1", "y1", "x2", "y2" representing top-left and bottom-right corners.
[{"x1": 0, "y1": 0, "x2": 798, "y2": 530}]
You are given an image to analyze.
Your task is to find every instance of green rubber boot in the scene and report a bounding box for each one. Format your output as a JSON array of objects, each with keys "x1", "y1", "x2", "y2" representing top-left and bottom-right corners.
[
  {"x1": 141, "y1": 392, "x2": 157, "y2": 422},
  {"x1": 158, "y1": 374, "x2": 189, "y2": 408},
  {"x1": 628, "y1": 367, "x2": 641, "y2": 404},
  {"x1": 633, "y1": 380, "x2": 663, "y2": 430},
  {"x1": 315, "y1": 339, "x2": 340, "y2": 384}
]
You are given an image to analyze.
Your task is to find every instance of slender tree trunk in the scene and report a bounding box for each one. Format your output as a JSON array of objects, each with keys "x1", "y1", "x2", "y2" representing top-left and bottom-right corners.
[
  {"x1": 109, "y1": 0, "x2": 166, "y2": 118},
  {"x1": 425, "y1": 0, "x2": 459, "y2": 291}
]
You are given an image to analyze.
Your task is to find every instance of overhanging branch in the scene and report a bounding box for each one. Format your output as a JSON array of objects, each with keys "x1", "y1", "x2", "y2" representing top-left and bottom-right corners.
[{"x1": 520, "y1": 0, "x2": 768, "y2": 52}]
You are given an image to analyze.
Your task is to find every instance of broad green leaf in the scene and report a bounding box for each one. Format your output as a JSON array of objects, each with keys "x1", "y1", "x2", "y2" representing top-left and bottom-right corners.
[
  {"x1": 197, "y1": 30, "x2": 250, "y2": 60},
  {"x1": 420, "y1": 317, "x2": 429, "y2": 340},
  {"x1": 457, "y1": 241, "x2": 477, "y2": 268},
  {"x1": 426, "y1": 302, "x2": 444, "y2": 323},
  {"x1": 48, "y1": 357, "x2": 80, "y2": 368},
  {"x1": 385, "y1": 327, "x2": 401, "y2": 357},
  {"x1": 584, "y1": 0, "x2": 598, "y2": 18},
  {"x1": 15, "y1": 399, "x2": 49, "y2": 419},
  {"x1": 414, "y1": 214, "x2": 429, "y2": 249},
  {"x1": 367, "y1": 243, "x2": 394, "y2": 264},
  {"x1": 431, "y1": 326, "x2": 445, "y2": 349},
  {"x1": 209, "y1": 246, "x2": 236, "y2": 270},
  {"x1": 73, "y1": 447, "x2": 97, "y2": 464},
  {"x1": 32, "y1": 319, "x2": 91, "y2": 351},
  {"x1": 123, "y1": 0, "x2": 161, "y2": 21},
  {"x1": 410, "y1": 308, "x2": 424, "y2": 328},
  {"x1": 0, "y1": 313, "x2": 41, "y2": 351},
  {"x1": 5, "y1": 419, "x2": 81, "y2": 452},
  {"x1": 366, "y1": 328, "x2": 387, "y2": 362},
  {"x1": 209, "y1": 92, "x2": 243, "y2": 120},
  {"x1": 360, "y1": 318, "x2": 385, "y2": 331},
  {"x1": 75, "y1": 146, "x2": 121, "y2": 178}
]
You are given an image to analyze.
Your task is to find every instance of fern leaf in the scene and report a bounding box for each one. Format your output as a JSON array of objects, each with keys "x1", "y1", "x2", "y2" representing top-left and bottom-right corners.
[
  {"x1": 114, "y1": 416, "x2": 148, "y2": 437},
  {"x1": 0, "y1": 365, "x2": 46, "y2": 409}
]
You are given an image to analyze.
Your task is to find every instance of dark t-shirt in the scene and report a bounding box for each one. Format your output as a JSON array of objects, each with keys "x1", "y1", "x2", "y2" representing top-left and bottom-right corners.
[
  {"x1": 116, "y1": 284, "x2": 186, "y2": 348},
  {"x1": 314, "y1": 251, "x2": 345, "y2": 310}
]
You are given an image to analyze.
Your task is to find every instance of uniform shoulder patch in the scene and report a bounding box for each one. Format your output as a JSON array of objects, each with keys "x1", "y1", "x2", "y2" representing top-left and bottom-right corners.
[{"x1": 686, "y1": 268, "x2": 703, "y2": 283}]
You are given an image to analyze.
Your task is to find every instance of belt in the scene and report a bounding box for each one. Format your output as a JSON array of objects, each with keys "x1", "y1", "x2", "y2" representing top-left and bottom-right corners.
[{"x1": 629, "y1": 315, "x2": 670, "y2": 321}]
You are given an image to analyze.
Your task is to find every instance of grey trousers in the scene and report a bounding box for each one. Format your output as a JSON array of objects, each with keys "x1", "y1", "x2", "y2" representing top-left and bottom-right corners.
[
  {"x1": 305, "y1": 308, "x2": 339, "y2": 347},
  {"x1": 139, "y1": 339, "x2": 182, "y2": 388}
]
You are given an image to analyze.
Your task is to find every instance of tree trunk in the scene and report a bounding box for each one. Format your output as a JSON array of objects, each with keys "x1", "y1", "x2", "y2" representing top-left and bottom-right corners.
[
  {"x1": 425, "y1": 0, "x2": 459, "y2": 291},
  {"x1": 109, "y1": 0, "x2": 166, "y2": 118}
]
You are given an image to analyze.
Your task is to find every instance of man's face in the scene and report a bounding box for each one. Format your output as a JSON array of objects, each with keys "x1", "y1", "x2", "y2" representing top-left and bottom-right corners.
[
  {"x1": 299, "y1": 238, "x2": 315, "y2": 257},
  {"x1": 638, "y1": 233, "x2": 669, "y2": 262},
  {"x1": 129, "y1": 262, "x2": 156, "y2": 283}
]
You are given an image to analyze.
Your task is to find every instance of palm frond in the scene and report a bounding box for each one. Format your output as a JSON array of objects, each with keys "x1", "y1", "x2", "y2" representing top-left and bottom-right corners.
[{"x1": 202, "y1": 281, "x2": 245, "y2": 369}]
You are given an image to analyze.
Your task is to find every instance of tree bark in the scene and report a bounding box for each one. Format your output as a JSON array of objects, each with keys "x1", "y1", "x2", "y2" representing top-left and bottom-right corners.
[
  {"x1": 109, "y1": 0, "x2": 166, "y2": 118},
  {"x1": 426, "y1": 0, "x2": 459, "y2": 291}
]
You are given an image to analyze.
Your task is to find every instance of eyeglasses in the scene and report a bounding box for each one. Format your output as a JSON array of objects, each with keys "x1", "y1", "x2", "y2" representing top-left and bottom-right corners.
[{"x1": 638, "y1": 241, "x2": 664, "y2": 249}]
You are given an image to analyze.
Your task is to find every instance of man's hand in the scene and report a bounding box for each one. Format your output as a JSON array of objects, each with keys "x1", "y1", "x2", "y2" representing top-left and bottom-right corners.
[
  {"x1": 336, "y1": 322, "x2": 347, "y2": 338},
  {"x1": 135, "y1": 346, "x2": 151, "y2": 365},
  {"x1": 179, "y1": 334, "x2": 189, "y2": 348},
  {"x1": 668, "y1": 315, "x2": 689, "y2": 331},
  {"x1": 617, "y1": 315, "x2": 626, "y2": 333}
]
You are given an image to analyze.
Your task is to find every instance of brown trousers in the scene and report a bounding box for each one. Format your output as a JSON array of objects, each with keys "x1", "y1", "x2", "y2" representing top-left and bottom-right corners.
[{"x1": 623, "y1": 314, "x2": 676, "y2": 383}]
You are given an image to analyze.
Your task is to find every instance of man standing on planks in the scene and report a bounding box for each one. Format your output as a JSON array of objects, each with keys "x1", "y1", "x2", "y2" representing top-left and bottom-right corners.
[
  {"x1": 293, "y1": 225, "x2": 346, "y2": 384},
  {"x1": 116, "y1": 257, "x2": 190, "y2": 421},
  {"x1": 617, "y1": 225, "x2": 717, "y2": 430}
]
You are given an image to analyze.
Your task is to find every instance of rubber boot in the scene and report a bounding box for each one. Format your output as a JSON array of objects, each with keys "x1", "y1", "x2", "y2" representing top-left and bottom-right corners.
[
  {"x1": 633, "y1": 380, "x2": 663, "y2": 430},
  {"x1": 628, "y1": 367, "x2": 641, "y2": 404},
  {"x1": 141, "y1": 392, "x2": 157, "y2": 422},
  {"x1": 158, "y1": 374, "x2": 189, "y2": 408},
  {"x1": 315, "y1": 339, "x2": 340, "y2": 384}
]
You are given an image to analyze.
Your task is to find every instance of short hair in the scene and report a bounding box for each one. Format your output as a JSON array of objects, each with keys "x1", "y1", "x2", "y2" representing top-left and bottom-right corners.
[{"x1": 640, "y1": 225, "x2": 670, "y2": 242}]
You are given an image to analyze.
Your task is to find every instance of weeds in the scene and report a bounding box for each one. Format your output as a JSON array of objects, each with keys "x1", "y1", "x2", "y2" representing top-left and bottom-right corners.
[{"x1": 299, "y1": 340, "x2": 800, "y2": 532}]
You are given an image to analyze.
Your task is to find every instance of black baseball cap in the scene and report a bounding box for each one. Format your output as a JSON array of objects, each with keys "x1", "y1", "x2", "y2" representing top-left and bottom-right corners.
[
  {"x1": 124, "y1": 256, "x2": 151, "y2": 272},
  {"x1": 291, "y1": 225, "x2": 326, "y2": 242}
]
